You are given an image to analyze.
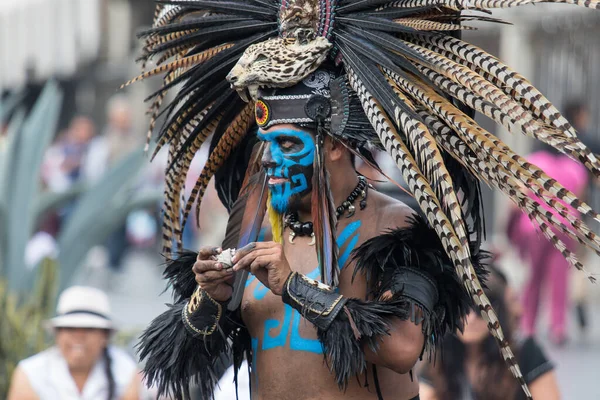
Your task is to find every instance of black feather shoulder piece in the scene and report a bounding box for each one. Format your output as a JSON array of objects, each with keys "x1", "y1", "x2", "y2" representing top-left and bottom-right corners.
[{"x1": 352, "y1": 214, "x2": 489, "y2": 354}]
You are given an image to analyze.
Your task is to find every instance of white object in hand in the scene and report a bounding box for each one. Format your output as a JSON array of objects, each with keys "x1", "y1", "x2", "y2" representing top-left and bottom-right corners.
[{"x1": 217, "y1": 248, "x2": 236, "y2": 269}]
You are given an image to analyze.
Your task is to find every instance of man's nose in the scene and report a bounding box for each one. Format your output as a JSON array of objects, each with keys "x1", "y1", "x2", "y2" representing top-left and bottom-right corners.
[{"x1": 261, "y1": 145, "x2": 278, "y2": 169}]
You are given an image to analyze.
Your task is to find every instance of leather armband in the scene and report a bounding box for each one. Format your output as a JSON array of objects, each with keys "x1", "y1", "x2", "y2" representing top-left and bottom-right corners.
[
  {"x1": 282, "y1": 271, "x2": 348, "y2": 331},
  {"x1": 181, "y1": 286, "x2": 223, "y2": 338},
  {"x1": 390, "y1": 267, "x2": 439, "y2": 322}
]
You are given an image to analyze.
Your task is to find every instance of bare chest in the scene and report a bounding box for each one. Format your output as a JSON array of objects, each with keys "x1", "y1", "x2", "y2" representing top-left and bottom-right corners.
[{"x1": 240, "y1": 219, "x2": 365, "y2": 354}]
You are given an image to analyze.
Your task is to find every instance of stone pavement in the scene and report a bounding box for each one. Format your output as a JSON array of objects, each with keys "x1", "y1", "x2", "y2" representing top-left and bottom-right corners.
[{"x1": 542, "y1": 304, "x2": 600, "y2": 399}]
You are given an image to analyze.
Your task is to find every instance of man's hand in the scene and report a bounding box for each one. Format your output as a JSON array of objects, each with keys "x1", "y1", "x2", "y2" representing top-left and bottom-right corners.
[
  {"x1": 193, "y1": 246, "x2": 234, "y2": 302},
  {"x1": 232, "y1": 242, "x2": 292, "y2": 296}
]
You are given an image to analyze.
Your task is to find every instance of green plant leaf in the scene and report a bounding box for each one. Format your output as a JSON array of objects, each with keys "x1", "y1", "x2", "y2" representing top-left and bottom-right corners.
[
  {"x1": 0, "y1": 110, "x2": 26, "y2": 268},
  {"x1": 32, "y1": 182, "x2": 87, "y2": 227},
  {"x1": 3, "y1": 82, "x2": 63, "y2": 289},
  {"x1": 56, "y1": 150, "x2": 158, "y2": 289}
]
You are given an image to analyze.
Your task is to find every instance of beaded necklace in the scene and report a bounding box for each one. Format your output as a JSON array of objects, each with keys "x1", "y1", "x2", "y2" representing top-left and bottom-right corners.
[{"x1": 285, "y1": 176, "x2": 368, "y2": 245}]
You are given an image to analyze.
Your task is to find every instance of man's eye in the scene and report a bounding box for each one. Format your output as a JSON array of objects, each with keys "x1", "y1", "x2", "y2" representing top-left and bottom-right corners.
[
  {"x1": 280, "y1": 140, "x2": 294, "y2": 149},
  {"x1": 279, "y1": 139, "x2": 299, "y2": 150}
]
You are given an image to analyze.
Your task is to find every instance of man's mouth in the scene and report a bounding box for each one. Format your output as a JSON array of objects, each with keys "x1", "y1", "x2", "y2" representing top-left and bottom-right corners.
[{"x1": 268, "y1": 176, "x2": 288, "y2": 185}]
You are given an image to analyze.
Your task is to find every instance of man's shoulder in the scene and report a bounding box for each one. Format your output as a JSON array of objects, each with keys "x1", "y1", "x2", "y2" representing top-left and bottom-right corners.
[{"x1": 368, "y1": 190, "x2": 416, "y2": 232}]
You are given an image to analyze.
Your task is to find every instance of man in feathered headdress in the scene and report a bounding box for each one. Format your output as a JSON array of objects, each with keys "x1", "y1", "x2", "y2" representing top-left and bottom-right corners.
[{"x1": 127, "y1": 1, "x2": 600, "y2": 399}]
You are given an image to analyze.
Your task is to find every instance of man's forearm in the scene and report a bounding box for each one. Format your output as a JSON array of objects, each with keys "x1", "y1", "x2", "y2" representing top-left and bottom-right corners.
[{"x1": 281, "y1": 271, "x2": 420, "y2": 387}]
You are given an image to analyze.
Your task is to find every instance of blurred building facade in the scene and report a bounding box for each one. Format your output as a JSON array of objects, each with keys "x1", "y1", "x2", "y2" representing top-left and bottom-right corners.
[{"x1": 2, "y1": 3, "x2": 599, "y2": 237}]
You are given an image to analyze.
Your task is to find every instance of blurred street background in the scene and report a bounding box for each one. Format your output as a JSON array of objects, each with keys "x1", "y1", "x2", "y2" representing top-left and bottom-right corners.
[{"x1": 1, "y1": 1, "x2": 600, "y2": 399}]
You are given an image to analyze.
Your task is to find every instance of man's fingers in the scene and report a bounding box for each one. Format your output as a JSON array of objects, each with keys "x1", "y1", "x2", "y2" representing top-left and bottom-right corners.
[
  {"x1": 249, "y1": 256, "x2": 271, "y2": 275},
  {"x1": 198, "y1": 246, "x2": 221, "y2": 260},
  {"x1": 193, "y1": 259, "x2": 222, "y2": 274},
  {"x1": 232, "y1": 241, "x2": 275, "y2": 263},
  {"x1": 195, "y1": 269, "x2": 234, "y2": 284},
  {"x1": 232, "y1": 249, "x2": 275, "y2": 271}
]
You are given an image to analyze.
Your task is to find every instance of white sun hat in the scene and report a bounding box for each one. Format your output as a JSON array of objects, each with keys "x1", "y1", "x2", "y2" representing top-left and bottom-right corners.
[{"x1": 49, "y1": 286, "x2": 114, "y2": 330}]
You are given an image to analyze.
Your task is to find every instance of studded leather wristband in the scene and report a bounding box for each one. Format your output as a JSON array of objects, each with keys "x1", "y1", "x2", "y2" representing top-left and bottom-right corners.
[
  {"x1": 181, "y1": 286, "x2": 224, "y2": 338},
  {"x1": 281, "y1": 271, "x2": 349, "y2": 331}
]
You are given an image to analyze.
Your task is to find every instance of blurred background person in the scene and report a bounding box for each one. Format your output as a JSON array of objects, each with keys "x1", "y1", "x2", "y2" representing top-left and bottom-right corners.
[
  {"x1": 564, "y1": 100, "x2": 599, "y2": 155},
  {"x1": 84, "y1": 94, "x2": 138, "y2": 183},
  {"x1": 43, "y1": 116, "x2": 96, "y2": 194},
  {"x1": 84, "y1": 94, "x2": 140, "y2": 270},
  {"x1": 7, "y1": 286, "x2": 143, "y2": 400},
  {"x1": 420, "y1": 266, "x2": 559, "y2": 400},
  {"x1": 506, "y1": 150, "x2": 588, "y2": 345}
]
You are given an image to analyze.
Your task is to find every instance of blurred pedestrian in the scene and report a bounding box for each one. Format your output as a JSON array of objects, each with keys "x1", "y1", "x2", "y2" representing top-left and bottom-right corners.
[
  {"x1": 84, "y1": 95, "x2": 138, "y2": 182},
  {"x1": 420, "y1": 267, "x2": 560, "y2": 400},
  {"x1": 7, "y1": 286, "x2": 142, "y2": 400},
  {"x1": 84, "y1": 95, "x2": 139, "y2": 269},
  {"x1": 43, "y1": 117, "x2": 96, "y2": 193},
  {"x1": 507, "y1": 151, "x2": 588, "y2": 345},
  {"x1": 564, "y1": 100, "x2": 599, "y2": 154}
]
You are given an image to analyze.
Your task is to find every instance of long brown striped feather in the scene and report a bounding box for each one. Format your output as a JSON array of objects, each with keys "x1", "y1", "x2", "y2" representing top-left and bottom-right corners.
[
  {"x1": 383, "y1": 73, "x2": 470, "y2": 249},
  {"x1": 395, "y1": 73, "x2": 598, "y2": 280},
  {"x1": 399, "y1": 42, "x2": 577, "y2": 151},
  {"x1": 406, "y1": 61, "x2": 583, "y2": 163},
  {"x1": 426, "y1": 110, "x2": 600, "y2": 265},
  {"x1": 152, "y1": 104, "x2": 213, "y2": 161},
  {"x1": 161, "y1": 109, "x2": 215, "y2": 253},
  {"x1": 391, "y1": 69, "x2": 599, "y2": 221},
  {"x1": 143, "y1": 69, "x2": 184, "y2": 154},
  {"x1": 394, "y1": 18, "x2": 473, "y2": 31},
  {"x1": 405, "y1": 33, "x2": 600, "y2": 177},
  {"x1": 170, "y1": 114, "x2": 223, "y2": 250},
  {"x1": 181, "y1": 102, "x2": 254, "y2": 229},
  {"x1": 122, "y1": 45, "x2": 232, "y2": 89}
]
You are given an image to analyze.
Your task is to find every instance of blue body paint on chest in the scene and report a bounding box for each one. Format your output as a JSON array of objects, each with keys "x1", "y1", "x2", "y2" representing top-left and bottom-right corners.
[{"x1": 248, "y1": 221, "x2": 362, "y2": 355}]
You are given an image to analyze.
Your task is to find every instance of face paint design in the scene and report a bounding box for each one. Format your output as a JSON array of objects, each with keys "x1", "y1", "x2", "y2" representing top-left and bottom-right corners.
[{"x1": 258, "y1": 127, "x2": 315, "y2": 213}]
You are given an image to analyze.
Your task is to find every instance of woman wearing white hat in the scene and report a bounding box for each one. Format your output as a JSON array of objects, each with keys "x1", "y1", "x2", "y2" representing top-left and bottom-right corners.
[{"x1": 7, "y1": 286, "x2": 143, "y2": 400}]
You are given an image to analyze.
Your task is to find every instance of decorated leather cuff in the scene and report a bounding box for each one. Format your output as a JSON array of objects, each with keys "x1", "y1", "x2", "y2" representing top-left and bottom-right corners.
[
  {"x1": 281, "y1": 271, "x2": 348, "y2": 331},
  {"x1": 181, "y1": 286, "x2": 223, "y2": 338}
]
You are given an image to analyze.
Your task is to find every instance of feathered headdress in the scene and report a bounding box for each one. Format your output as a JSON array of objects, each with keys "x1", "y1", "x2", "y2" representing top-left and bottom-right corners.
[{"x1": 126, "y1": 1, "x2": 600, "y2": 398}]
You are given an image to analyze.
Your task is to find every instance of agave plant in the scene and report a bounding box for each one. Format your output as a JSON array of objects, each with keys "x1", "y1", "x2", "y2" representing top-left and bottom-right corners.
[
  {"x1": 0, "y1": 258, "x2": 57, "y2": 397},
  {"x1": 0, "y1": 82, "x2": 162, "y2": 291},
  {"x1": 0, "y1": 82, "x2": 161, "y2": 396}
]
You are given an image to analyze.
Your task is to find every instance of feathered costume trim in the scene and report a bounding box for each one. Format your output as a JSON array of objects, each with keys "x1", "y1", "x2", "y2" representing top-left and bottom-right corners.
[
  {"x1": 315, "y1": 214, "x2": 487, "y2": 389},
  {"x1": 318, "y1": 297, "x2": 411, "y2": 388},
  {"x1": 352, "y1": 214, "x2": 488, "y2": 354},
  {"x1": 139, "y1": 252, "x2": 252, "y2": 400}
]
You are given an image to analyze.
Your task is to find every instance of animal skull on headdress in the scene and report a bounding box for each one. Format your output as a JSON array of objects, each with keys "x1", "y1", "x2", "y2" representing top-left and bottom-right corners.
[{"x1": 226, "y1": 36, "x2": 331, "y2": 102}]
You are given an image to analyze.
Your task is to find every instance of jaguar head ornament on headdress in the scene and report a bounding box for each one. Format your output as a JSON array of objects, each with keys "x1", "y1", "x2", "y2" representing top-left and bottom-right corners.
[
  {"x1": 126, "y1": 0, "x2": 600, "y2": 397},
  {"x1": 227, "y1": 36, "x2": 332, "y2": 102}
]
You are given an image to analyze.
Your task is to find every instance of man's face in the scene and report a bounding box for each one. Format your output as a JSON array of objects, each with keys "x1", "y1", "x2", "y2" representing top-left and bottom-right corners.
[{"x1": 258, "y1": 124, "x2": 315, "y2": 213}]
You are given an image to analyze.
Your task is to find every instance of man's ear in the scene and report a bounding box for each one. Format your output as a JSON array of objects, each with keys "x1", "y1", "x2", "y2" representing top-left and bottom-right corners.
[{"x1": 325, "y1": 136, "x2": 344, "y2": 162}]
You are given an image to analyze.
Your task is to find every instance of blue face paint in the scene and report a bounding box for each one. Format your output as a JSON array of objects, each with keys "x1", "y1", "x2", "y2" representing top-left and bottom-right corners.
[{"x1": 257, "y1": 127, "x2": 315, "y2": 213}]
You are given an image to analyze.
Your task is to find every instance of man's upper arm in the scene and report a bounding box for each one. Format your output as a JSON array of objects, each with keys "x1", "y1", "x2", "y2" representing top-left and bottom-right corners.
[{"x1": 7, "y1": 366, "x2": 39, "y2": 400}]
